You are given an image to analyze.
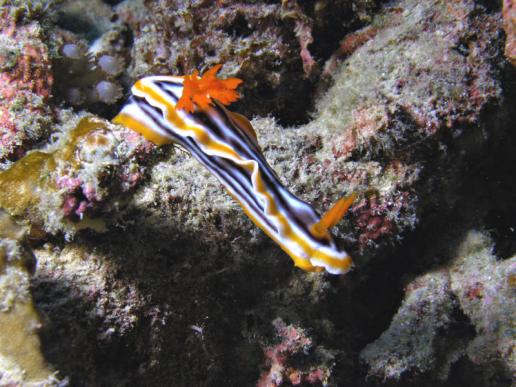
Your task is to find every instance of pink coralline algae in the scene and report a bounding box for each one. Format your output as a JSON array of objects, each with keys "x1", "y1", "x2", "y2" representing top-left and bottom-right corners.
[
  {"x1": 323, "y1": 25, "x2": 378, "y2": 77},
  {"x1": 59, "y1": 183, "x2": 99, "y2": 219},
  {"x1": 331, "y1": 105, "x2": 389, "y2": 159},
  {"x1": 0, "y1": 115, "x2": 156, "y2": 234},
  {"x1": 351, "y1": 193, "x2": 407, "y2": 249},
  {"x1": 53, "y1": 119, "x2": 151, "y2": 222},
  {"x1": 57, "y1": 176, "x2": 91, "y2": 218},
  {"x1": 257, "y1": 318, "x2": 332, "y2": 387},
  {"x1": 503, "y1": 0, "x2": 516, "y2": 65},
  {"x1": 0, "y1": 13, "x2": 54, "y2": 162}
]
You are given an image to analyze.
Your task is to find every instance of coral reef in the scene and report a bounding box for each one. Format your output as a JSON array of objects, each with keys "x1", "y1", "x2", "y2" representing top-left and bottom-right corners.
[
  {"x1": 0, "y1": 0, "x2": 512, "y2": 386},
  {"x1": 51, "y1": 36, "x2": 125, "y2": 108},
  {"x1": 32, "y1": 240, "x2": 145, "y2": 385},
  {"x1": 49, "y1": 0, "x2": 129, "y2": 111},
  {"x1": 127, "y1": 0, "x2": 380, "y2": 125},
  {"x1": 299, "y1": 0, "x2": 502, "y2": 258},
  {"x1": 450, "y1": 231, "x2": 515, "y2": 378},
  {"x1": 360, "y1": 270, "x2": 459, "y2": 380}
]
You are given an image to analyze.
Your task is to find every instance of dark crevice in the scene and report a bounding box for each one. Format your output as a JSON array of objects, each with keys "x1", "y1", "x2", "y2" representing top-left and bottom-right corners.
[{"x1": 223, "y1": 13, "x2": 253, "y2": 38}]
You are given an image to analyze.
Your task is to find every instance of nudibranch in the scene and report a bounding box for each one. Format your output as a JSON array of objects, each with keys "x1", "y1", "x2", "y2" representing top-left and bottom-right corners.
[{"x1": 113, "y1": 65, "x2": 354, "y2": 274}]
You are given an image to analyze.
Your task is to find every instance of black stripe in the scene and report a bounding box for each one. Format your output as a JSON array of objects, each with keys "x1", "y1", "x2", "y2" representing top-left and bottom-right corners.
[
  {"x1": 215, "y1": 103, "x2": 264, "y2": 155},
  {"x1": 131, "y1": 87, "x2": 328, "y2": 246},
  {"x1": 155, "y1": 80, "x2": 183, "y2": 96},
  {"x1": 136, "y1": 100, "x2": 183, "y2": 145},
  {"x1": 202, "y1": 104, "x2": 260, "y2": 162},
  {"x1": 194, "y1": 103, "x2": 323, "y2": 243},
  {"x1": 132, "y1": 96, "x2": 276, "y2": 232},
  {"x1": 183, "y1": 137, "x2": 277, "y2": 233}
]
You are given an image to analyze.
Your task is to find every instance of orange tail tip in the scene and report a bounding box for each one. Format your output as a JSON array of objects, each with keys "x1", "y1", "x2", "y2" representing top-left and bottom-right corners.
[
  {"x1": 311, "y1": 193, "x2": 356, "y2": 238},
  {"x1": 176, "y1": 64, "x2": 243, "y2": 113}
]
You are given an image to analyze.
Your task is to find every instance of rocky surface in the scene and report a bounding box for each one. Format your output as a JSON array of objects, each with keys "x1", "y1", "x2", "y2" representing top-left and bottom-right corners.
[
  {"x1": 503, "y1": 0, "x2": 516, "y2": 65},
  {"x1": 0, "y1": 210, "x2": 58, "y2": 386},
  {"x1": 361, "y1": 231, "x2": 515, "y2": 383},
  {"x1": 0, "y1": 0, "x2": 513, "y2": 386}
]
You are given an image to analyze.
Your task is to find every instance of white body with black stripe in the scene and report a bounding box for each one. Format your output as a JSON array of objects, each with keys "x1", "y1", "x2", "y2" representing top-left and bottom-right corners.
[{"x1": 114, "y1": 75, "x2": 353, "y2": 274}]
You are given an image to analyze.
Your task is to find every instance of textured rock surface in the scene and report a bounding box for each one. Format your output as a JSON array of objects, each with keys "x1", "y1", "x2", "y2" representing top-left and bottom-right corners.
[
  {"x1": 0, "y1": 10, "x2": 54, "y2": 163},
  {"x1": 0, "y1": 0, "x2": 513, "y2": 386},
  {"x1": 360, "y1": 270, "x2": 457, "y2": 380},
  {"x1": 503, "y1": 0, "x2": 516, "y2": 65},
  {"x1": 450, "y1": 232, "x2": 515, "y2": 378},
  {"x1": 361, "y1": 231, "x2": 515, "y2": 385},
  {"x1": 0, "y1": 114, "x2": 154, "y2": 235},
  {"x1": 127, "y1": 0, "x2": 379, "y2": 125},
  {"x1": 0, "y1": 210, "x2": 58, "y2": 386}
]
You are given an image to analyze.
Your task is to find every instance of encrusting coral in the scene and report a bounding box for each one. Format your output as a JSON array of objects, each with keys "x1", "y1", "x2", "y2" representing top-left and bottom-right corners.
[
  {"x1": 0, "y1": 210, "x2": 59, "y2": 385},
  {"x1": 0, "y1": 114, "x2": 154, "y2": 235}
]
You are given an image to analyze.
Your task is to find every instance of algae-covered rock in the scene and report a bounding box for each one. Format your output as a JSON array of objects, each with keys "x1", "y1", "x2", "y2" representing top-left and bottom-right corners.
[
  {"x1": 125, "y1": 0, "x2": 503, "y2": 266},
  {"x1": 360, "y1": 270, "x2": 456, "y2": 380},
  {"x1": 450, "y1": 231, "x2": 515, "y2": 377},
  {"x1": 0, "y1": 114, "x2": 153, "y2": 235},
  {"x1": 126, "y1": 0, "x2": 380, "y2": 125},
  {"x1": 0, "y1": 7, "x2": 54, "y2": 163},
  {"x1": 361, "y1": 231, "x2": 515, "y2": 384},
  {"x1": 0, "y1": 210, "x2": 58, "y2": 386}
]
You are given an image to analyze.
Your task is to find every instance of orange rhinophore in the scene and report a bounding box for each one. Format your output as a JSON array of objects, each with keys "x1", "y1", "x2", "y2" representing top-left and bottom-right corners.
[{"x1": 176, "y1": 64, "x2": 243, "y2": 113}]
